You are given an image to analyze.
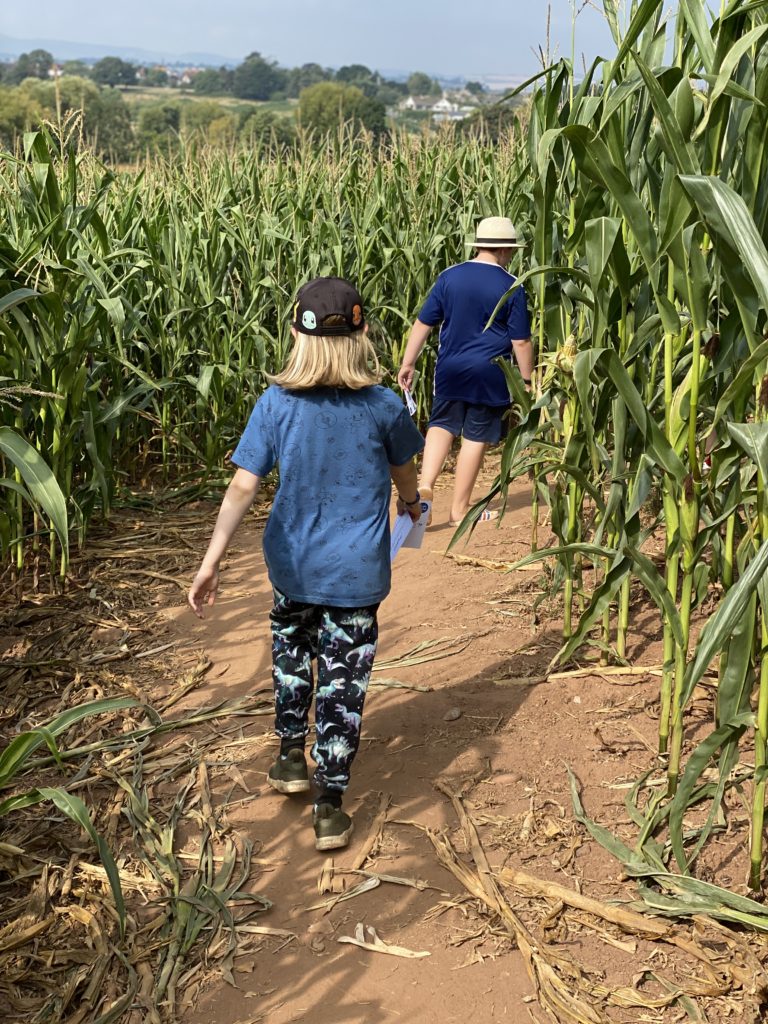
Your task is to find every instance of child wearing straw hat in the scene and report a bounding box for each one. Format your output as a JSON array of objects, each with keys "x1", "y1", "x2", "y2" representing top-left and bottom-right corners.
[
  {"x1": 188, "y1": 278, "x2": 424, "y2": 850},
  {"x1": 397, "y1": 216, "x2": 533, "y2": 525}
]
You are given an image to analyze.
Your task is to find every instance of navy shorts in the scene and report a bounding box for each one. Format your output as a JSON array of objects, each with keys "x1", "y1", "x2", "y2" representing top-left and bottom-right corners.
[{"x1": 428, "y1": 397, "x2": 511, "y2": 444}]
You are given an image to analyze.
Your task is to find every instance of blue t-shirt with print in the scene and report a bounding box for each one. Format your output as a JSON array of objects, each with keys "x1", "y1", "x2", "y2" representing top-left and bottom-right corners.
[
  {"x1": 231, "y1": 384, "x2": 424, "y2": 607},
  {"x1": 419, "y1": 261, "x2": 531, "y2": 408}
]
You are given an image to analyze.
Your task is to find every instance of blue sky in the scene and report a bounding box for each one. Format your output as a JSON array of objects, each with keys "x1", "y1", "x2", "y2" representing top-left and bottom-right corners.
[{"x1": 1, "y1": 1, "x2": 621, "y2": 77}]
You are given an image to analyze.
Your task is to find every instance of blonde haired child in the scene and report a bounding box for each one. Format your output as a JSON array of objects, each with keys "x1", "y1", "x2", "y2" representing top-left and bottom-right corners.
[{"x1": 189, "y1": 278, "x2": 424, "y2": 850}]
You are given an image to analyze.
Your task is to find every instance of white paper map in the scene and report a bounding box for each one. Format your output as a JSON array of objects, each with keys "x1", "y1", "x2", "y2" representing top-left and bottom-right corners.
[{"x1": 390, "y1": 500, "x2": 432, "y2": 561}]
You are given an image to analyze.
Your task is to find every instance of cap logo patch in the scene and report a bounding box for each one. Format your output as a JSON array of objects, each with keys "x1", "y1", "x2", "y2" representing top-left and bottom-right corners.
[
  {"x1": 352, "y1": 304, "x2": 363, "y2": 327},
  {"x1": 302, "y1": 310, "x2": 317, "y2": 330}
]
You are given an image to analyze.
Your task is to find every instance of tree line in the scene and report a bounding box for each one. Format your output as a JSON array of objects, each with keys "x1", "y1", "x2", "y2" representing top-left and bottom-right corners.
[
  {"x1": 0, "y1": 47, "x2": 459, "y2": 102},
  {"x1": 0, "y1": 48, "x2": 500, "y2": 158}
]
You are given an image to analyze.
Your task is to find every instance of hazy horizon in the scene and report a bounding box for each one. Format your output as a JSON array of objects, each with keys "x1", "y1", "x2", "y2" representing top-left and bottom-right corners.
[{"x1": 1, "y1": 1, "x2": 621, "y2": 79}]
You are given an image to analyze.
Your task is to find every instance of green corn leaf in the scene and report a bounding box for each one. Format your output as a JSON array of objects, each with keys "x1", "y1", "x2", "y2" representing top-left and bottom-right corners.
[
  {"x1": 727, "y1": 422, "x2": 768, "y2": 484},
  {"x1": 634, "y1": 879, "x2": 768, "y2": 929},
  {"x1": 0, "y1": 426, "x2": 69, "y2": 566},
  {"x1": 585, "y1": 217, "x2": 623, "y2": 290},
  {"x1": 633, "y1": 53, "x2": 699, "y2": 175},
  {"x1": 722, "y1": 1, "x2": 768, "y2": 19},
  {"x1": 679, "y1": 0, "x2": 717, "y2": 73},
  {"x1": 0, "y1": 288, "x2": 39, "y2": 316},
  {"x1": 680, "y1": 538, "x2": 768, "y2": 708},
  {"x1": 97, "y1": 296, "x2": 126, "y2": 332},
  {"x1": 608, "y1": 0, "x2": 671, "y2": 82},
  {"x1": 0, "y1": 785, "x2": 126, "y2": 934},
  {"x1": 717, "y1": 596, "x2": 758, "y2": 724},
  {"x1": 495, "y1": 63, "x2": 562, "y2": 105},
  {"x1": 0, "y1": 696, "x2": 141, "y2": 788},
  {"x1": 679, "y1": 175, "x2": 768, "y2": 314},
  {"x1": 0, "y1": 477, "x2": 33, "y2": 504},
  {"x1": 602, "y1": 0, "x2": 622, "y2": 45},
  {"x1": 712, "y1": 338, "x2": 768, "y2": 425},
  {"x1": 623, "y1": 546, "x2": 685, "y2": 650},
  {"x1": 489, "y1": 541, "x2": 616, "y2": 573},
  {"x1": 573, "y1": 349, "x2": 604, "y2": 470},
  {"x1": 38, "y1": 787, "x2": 126, "y2": 935},
  {"x1": 597, "y1": 350, "x2": 686, "y2": 482},
  {"x1": 698, "y1": 74, "x2": 762, "y2": 104},
  {"x1": 563, "y1": 125, "x2": 659, "y2": 275},
  {"x1": 709, "y1": 23, "x2": 768, "y2": 108},
  {"x1": 668, "y1": 713, "x2": 753, "y2": 871},
  {"x1": 568, "y1": 768, "x2": 649, "y2": 874},
  {"x1": 555, "y1": 552, "x2": 632, "y2": 667},
  {"x1": 485, "y1": 264, "x2": 590, "y2": 331}
]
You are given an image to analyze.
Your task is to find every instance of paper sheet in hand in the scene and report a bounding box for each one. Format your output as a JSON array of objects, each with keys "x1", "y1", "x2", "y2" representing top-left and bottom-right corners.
[
  {"x1": 404, "y1": 389, "x2": 417, "y2": 416},
  {"x1": 390, "y1": 513, "x2": 413, "y2": 561},
  {"x1": 390, "y1": 500, "x2": 432, "y2": 561}
]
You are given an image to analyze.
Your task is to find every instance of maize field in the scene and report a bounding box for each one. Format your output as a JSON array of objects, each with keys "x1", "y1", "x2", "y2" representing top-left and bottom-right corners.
[{"x1": 4, "y1": 0, "x2": 768, "y2": 1009}]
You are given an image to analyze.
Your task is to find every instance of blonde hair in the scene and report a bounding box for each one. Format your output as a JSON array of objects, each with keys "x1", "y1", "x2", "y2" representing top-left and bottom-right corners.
[{"x1": 270, "y1": 322, "x2": 381, "y2": 390}]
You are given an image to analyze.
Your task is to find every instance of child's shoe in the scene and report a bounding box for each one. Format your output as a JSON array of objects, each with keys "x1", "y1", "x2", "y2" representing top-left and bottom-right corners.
[
  {"x1": 267, "y1": 748, "x2": 310, "y2": 794},
  {"x1": 313, "y1": 800, "x2": 354, "y2": 851}
]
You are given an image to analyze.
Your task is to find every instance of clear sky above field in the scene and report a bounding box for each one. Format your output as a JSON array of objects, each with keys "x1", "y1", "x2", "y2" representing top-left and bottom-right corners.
[{"x1": 4, "y1": 0, "x2": 621, "y2": 77}]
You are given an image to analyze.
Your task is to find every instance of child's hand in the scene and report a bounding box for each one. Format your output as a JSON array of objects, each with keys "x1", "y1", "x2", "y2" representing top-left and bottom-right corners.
[
  {"x1": 397, "y1": 362, "x2": 416, "y2": 391},
  {"x1": 396, "y1": 496, "x2": 423, "y2": 523},
  {"x1": 188, "y1": 565, "x2": 219, "y2": 618}
]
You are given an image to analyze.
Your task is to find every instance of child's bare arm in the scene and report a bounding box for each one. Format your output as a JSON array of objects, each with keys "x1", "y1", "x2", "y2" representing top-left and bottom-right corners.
[
  {"x1": 390, "y1": 460, "x2": 421, "y2": 522},
  {"x1": 512, "y1": 337, "x2": 534, "y2": 385},
  {"x1": 397, "y1": 320, "x2": 432, "y2": 391},
  {"x1": 188, "y1": 468, "x2": 261, "y2": 617}
]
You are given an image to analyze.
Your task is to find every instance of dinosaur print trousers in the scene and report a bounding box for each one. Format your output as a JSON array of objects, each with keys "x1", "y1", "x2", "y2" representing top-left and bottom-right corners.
[{"x1": 270, "y1": 588, "x2": 379, "y2": 793}]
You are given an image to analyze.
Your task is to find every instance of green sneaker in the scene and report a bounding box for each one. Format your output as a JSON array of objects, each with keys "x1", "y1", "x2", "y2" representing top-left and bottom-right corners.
[
  {"x1": 313, "y1": 801, "x2": 353, "y2": 851},
  {"x1": 267, "y1": 748, "x2": 310, "y2": 794}
]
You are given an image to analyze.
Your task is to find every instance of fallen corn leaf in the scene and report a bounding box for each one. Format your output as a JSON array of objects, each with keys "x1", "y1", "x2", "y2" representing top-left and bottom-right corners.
[{"x1": 337, "y1": 923, "x2": 430, "y2": 959}]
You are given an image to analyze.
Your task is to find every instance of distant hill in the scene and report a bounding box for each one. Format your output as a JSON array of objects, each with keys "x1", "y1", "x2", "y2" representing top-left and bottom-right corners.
[
  {"x1": 0, "y1": 34, "x2": 238, "y2": 67},
  {"x1": 0, "y1": 33, "x2": 487, "y2": 89}
]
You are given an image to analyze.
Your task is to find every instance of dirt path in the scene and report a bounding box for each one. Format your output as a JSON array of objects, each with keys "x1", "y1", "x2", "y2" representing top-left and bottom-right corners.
[
  {"x1": 165, "y1": 469, "x2": 541, "y2": 1024},
  {"x1": 157, "y1": 466, "x2": 761, "y2": 1024},
  {"x1": 3, "y1": 457, "x2": 766, "y2": 1022}
]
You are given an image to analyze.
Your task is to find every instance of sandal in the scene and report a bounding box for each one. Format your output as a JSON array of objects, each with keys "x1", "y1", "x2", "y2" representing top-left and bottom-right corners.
[{"x1": 448, "y1": 509, "x2": 499, "y2": 527}]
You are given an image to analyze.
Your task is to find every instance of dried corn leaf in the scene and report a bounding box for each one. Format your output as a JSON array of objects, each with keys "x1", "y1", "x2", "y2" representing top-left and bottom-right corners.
[
  {"x1": 373, "y1": 635, "x2": 475, "y2": 671},
  {"x1": 347, "y1": 791, "x2": 390, "y2": 871},
  {"x1": 344, "y1": 868, "x2": 435, "y2": 891},
  {"x1": 337, "y1": 922, "x2": 430, "y2": 959},
  {"x1": 235, "y1": 925, "x2": 298, "y2": 941},
  {"x1": 304, "y1": 875, "x2": 380, "y2": 912},
  {"x1": 368, "y1": 677, "x2": 432, "y2": 691}
]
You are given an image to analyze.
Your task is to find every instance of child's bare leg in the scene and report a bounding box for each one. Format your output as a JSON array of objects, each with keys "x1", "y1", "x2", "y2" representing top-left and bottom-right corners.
[
  {"x1": 418, "y1": 426, "x2": 455, "y2": 499},
  {"x1": 450, "y1": 438, "x2": 488, "y2": 523}
]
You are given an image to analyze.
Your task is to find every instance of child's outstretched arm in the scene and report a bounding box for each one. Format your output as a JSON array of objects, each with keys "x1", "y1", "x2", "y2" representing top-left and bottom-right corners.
[{"x1": 188, "y1": 467, "x2": 262, "y2": 618}]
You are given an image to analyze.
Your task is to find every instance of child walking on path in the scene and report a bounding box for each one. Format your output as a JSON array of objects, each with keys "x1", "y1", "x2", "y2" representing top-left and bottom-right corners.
[
  {"x1": 397, "y1": 216, "x2": 534, "y2": 526},
  {"x1": 188, "y1": 278, "x2": 424, "y2": 851}
]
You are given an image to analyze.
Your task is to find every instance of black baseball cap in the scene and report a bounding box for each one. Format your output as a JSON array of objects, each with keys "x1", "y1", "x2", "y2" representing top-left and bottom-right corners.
[{"x1": 291, "y1": 277, "x2": 366, "y2": 336}]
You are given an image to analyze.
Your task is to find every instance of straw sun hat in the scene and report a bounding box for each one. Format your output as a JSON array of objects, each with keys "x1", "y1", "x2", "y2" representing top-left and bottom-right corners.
[{"x1": 468, "y1": 216, "x2": 524, "y2": 249}]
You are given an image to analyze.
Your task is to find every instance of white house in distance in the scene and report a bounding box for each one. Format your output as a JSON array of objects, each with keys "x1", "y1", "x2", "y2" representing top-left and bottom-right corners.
[
  {"x1": 399, "y1": 93, "x2": 474, "y2": 122},
  {"x1": 401, "y1": 95, "x2": 434, "y2": 112}
]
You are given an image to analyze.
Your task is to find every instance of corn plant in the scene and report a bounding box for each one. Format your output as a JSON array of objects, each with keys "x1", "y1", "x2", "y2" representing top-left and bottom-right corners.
[
  {"x1": 1, "y1": 122, "x2": 531, "y2": 581},
  {"x1": 0, "y1": 696, "x2": 144, "y2": 934},
  {"x1": 469, "y1": 0, "x2": 768, "y2": 895}
]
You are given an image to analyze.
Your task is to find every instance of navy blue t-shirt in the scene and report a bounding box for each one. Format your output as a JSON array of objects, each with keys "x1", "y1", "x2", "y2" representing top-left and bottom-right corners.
[
  {"x1": 419, "y1": 261, "x2": 531, "y2": 407},
  {"x1": 231, "y1": 385, "x2": 424, "y2": 607}
]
